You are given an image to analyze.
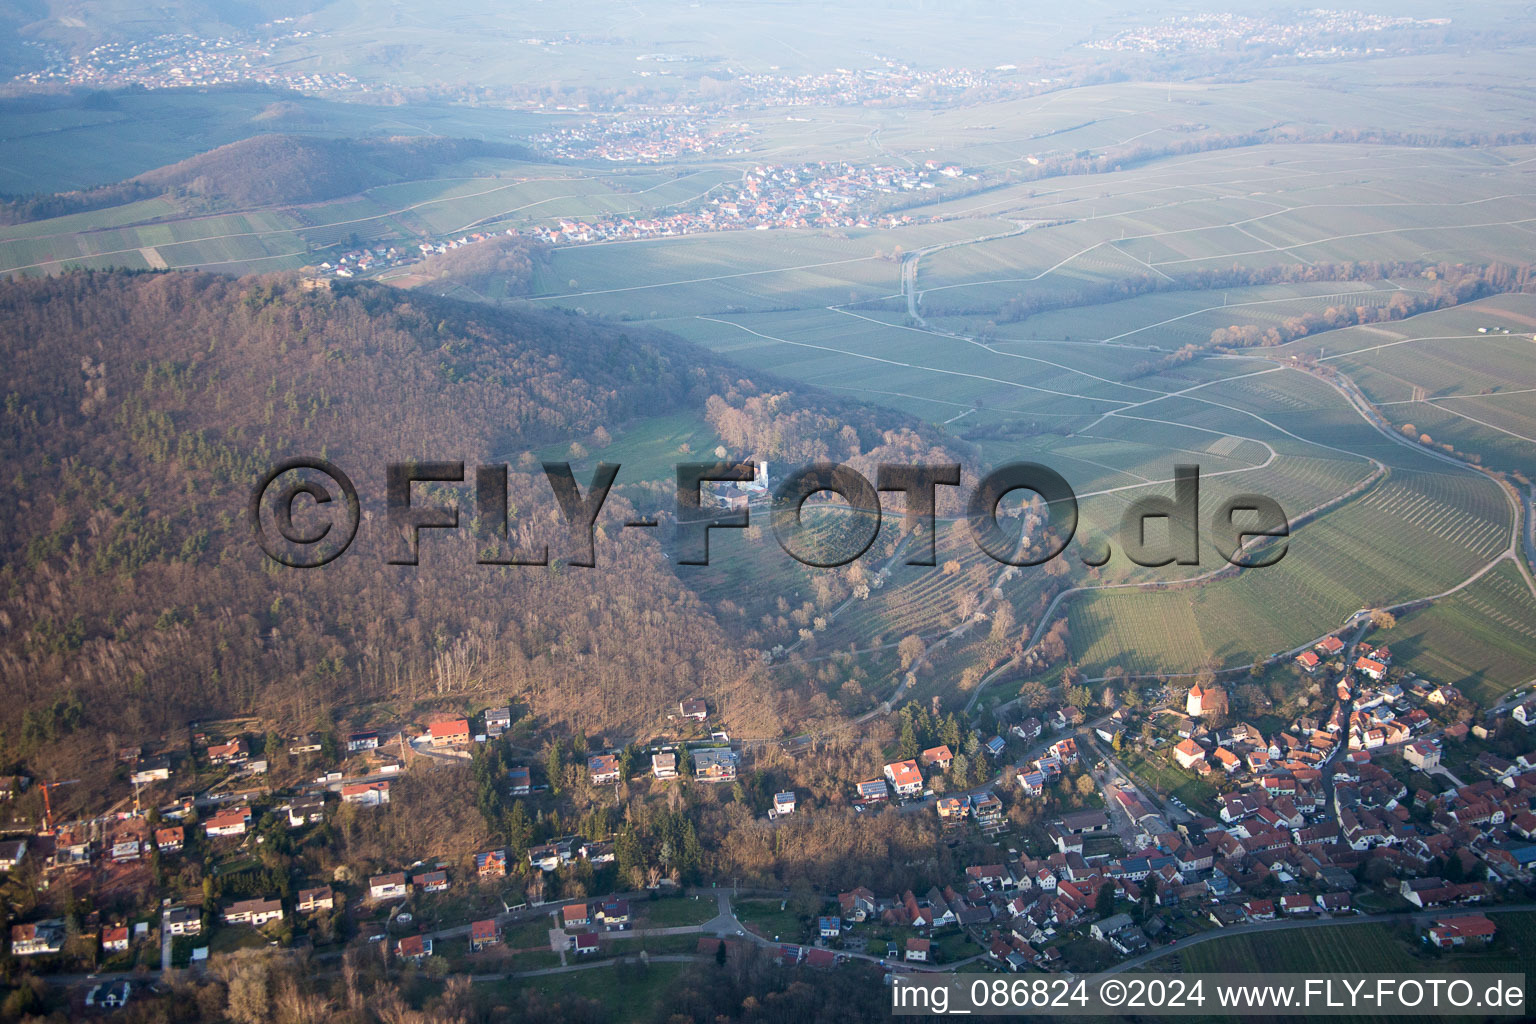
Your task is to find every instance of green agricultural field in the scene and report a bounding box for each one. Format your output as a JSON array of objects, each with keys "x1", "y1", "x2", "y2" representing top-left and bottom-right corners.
[
  {"x1": 528, "y1": 220, "x2": 1012, "y2": 321},
  {"x1": 1174, "y1": 912, "x2": 1536, "y2": 975},
  {"x1": 1387, "y1": 562, "x2": 1536, "y2": 704},
  {"x1": 1064, "y1": 460, "x2": 1512, "y2": 676}
]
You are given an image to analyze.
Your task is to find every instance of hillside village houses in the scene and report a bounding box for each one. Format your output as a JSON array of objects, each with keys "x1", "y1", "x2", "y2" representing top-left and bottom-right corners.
[{"x1": 5, "y1": 652, "x2": 1534, "y2": 984}]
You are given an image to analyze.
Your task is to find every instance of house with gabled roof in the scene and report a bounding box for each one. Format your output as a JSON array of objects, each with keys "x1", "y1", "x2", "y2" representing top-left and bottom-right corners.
[
  {"x1": 588, "y1": 754, "x2": 620, "y2": 785},
  {"x1": 1173, "y1": 739, "x2": 1206, "y2": 770},
  {"x1": 297, "y1": 887, "x2": 334, "y2": 913},
  {"x1": 528, "y1": 843, "x2": 559, "y2": 872},
  {"x1": 1317, "y1": 892, "x2": 1351, "y2": 913},
  {"x1": 10, "y1": 921, "x2": 64, "y2": 956},
  {"x1": 1243, "y1": 898, "x2": 1275, "y2": 921},
  {"x1": 101, "y1": 925, "x2": 130, "y2": 954},
  {"x1": 837, "y1": 887, "x2": 878, "y2": 922},
  {"x1": 1280, "y1": 893, "x2": 1315, "y2": 915},
  {"x1": 856, "y1": 778, "x2": 888, "y2": 804},
  {"x1": 693, "y1": 747, "x2": 738, "y2": 783},
  {"x1": 369, "y1": 873, "x2": 409, "y2": 901},
  {"x1": 164, "y1": 906, "x2": 201, "y2": 936},
  {"x1": 470, "y1": 919, "x2": 500, "y2": 951},
  {"x1": 207, "y1": 737, "x2": 248, "y2": 764},
  {"x1": 484, "y1": 707, "x2": 511, "y2": 737},
  {"x1": 428, "y1": 719, "x2": 471, "y2": 747},
  {"x1": 204, "y1": 806, "x2": 251, "y2": 837},
  {"x1": 286, "y1": 792, "x2": 326, "y2": 827},
  {"x1": 224, "y1": 898, "x2": 284, "y2": 926},
  {"x1": 347, "y1": 731, "x2": 379, "y2": 752},
  {"x1": 1011, "y1": 717, "x2": 1042, "y2": 742},
  {"x1": 1427, "y1": 914, "x2": 1496, "y2": 948},
  {"x1": 1355, "y1": 657, "x2": 1386, "y2": 681},
  {"x1": 884, "y1": 759, "x2": 923, "y2": 798},
  {"x1": 596, "y1": 898, "x2": 630, "y2": 927},
  {"x1": 476, "y1": 849, "x2": 508, "y2": 878},
  {"x1": 508, "y1": 765, "x2": 531, "y2": 795},
  {"x1": 920, "y1": 745, "x2": 953, "y2": 770},
  {"x1": 341, "y1": 781, "x2": 390, "y2": 806},
  {"x1": 398, "y1": 935, "x2": 432, "y2": 960}
]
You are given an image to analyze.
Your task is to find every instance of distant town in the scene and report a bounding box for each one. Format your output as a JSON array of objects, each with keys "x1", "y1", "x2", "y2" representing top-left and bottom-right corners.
[
  {"x1": 316, "y1": 159, "x2": 966, "y2": 280},
  {"x1": 9, "y1": 28, "x2": 362, "y2": 94},
  {"x1": 1087, "y1": 9, "x2": 1453, "y2": 56}
]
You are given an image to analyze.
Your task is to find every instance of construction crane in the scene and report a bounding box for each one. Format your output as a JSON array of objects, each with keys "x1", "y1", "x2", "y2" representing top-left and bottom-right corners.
[{"x1": 39, "y1": 778, "x2": 80, "y2": 836}]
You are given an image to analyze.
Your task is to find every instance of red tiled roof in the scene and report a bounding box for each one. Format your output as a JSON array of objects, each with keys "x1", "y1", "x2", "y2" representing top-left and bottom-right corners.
[
  {"x1": 429, "y1": 719, "x2": 470, "y2": 740},
  {"x1": 886, "y1": 760, "x2": 922, "y2": 787}
]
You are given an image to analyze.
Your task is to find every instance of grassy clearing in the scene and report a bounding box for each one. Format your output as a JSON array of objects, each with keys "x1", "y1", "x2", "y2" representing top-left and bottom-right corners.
[
  {"x1": 634, "y1": 894, "x2": 718, "y2": 928},
  {"x1": 1118, "y1": 743, "x2": 1224, "y2": 813},
  {"x1": 734, "y1": 898, "x2": 808, "y2": 942},
  {"x1": 499, "y1": 959, "x2": 691, "y2": 1015}
]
